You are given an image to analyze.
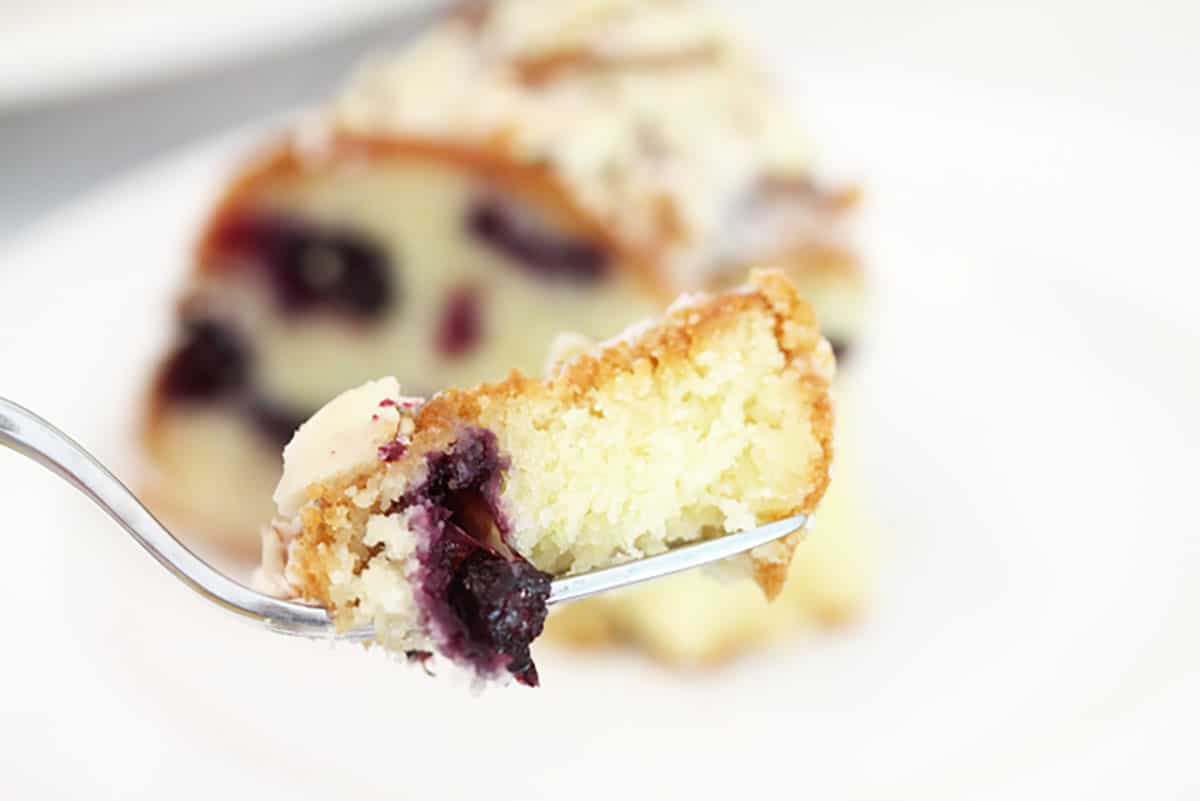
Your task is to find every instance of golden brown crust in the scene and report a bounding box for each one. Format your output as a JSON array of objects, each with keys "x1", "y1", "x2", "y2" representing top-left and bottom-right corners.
[
  {"x1": 751, "y1": 531, "x2": 799, "y2": 599},
  {"x1": 424, "y1": 269, "x2": 830, "y2": 406},
  {"x1": 290, "y1": 485, "x2": 351, "y2": 608},
  {"x1": 284, "y1": 472, "x2": 391, "y2": 617},
  {"x1": 513, "y1": 43, "x2": 721, "y2": 86}
]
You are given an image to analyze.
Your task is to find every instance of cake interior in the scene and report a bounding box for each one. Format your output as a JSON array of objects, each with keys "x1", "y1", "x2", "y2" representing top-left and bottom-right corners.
[
  {"x1": 480, "y1": 289, "x2": 831, "y2": 580},
  {"x1": 542, "y1": 383, "x2": 870, "y2": 663}
]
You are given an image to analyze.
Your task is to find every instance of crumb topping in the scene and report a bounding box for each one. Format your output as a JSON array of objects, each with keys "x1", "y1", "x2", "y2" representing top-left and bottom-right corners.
[{"x1": 328, "y1": 0, "x2": 845, "y2": 288}]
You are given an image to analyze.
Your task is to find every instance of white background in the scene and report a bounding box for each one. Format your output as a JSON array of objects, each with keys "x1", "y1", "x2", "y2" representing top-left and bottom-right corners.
[{"x1": 1, "y1": 2, "x2": 1198, "y2": 798}]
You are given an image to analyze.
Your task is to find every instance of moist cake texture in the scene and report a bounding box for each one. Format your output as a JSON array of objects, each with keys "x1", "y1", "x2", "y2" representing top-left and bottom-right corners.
[
  {"x1": 262, "y1": 271, "x2": 835, "y2": 684},
  {"x1": 543, "y1": 381, "x2": 870, "y2": 664},
  {"x1": 141, "y1": 0, "x2": 861, "y2": 553}
]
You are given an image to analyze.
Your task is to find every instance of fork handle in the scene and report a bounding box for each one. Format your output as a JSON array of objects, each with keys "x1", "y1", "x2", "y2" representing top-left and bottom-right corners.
[
  {"x1": 0, "y1": 397, "x2": 807, "y2": 638},
  {"x1": 0, "y1": 397, "x2": 339, "y2": 637}
]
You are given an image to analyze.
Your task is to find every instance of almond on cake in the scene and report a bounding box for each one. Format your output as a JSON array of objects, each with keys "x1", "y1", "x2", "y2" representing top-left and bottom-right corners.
[{"x1": 260, "y1": 270, "x2": 835, "y2": 685}]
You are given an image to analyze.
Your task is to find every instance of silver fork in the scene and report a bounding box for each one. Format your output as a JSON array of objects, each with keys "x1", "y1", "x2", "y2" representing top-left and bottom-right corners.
[{"x1": 0, "y1": 397, "x2": 807, "y2": 641}]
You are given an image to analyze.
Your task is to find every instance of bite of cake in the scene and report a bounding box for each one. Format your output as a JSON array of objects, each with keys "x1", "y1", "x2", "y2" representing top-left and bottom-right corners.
[{"x1": 260, "y1": 271, "x2": 835, "y2": 685}]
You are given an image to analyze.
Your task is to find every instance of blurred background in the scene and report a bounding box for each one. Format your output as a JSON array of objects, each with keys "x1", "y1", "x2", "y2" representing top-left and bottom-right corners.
[{"x1": 1, "y1": 1, "x2": 1198, "y2": 799}]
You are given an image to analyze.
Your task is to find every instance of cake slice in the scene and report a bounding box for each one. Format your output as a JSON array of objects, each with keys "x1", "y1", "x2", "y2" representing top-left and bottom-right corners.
[
  {"x1": 260, "y1": 270, "x2": 835, "y2": 685},
  {"x1": 141, "y1": 0, "x2": 862, "y2": 555}
]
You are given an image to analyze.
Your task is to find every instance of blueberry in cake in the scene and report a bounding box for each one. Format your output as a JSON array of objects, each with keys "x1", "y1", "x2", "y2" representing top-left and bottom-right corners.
[
  {"x1": 259, "y1": 271, "x2": 835, "y2": 685},
  {"x1": 140, "y1": 0, "x2": 862, "y2": 559}
]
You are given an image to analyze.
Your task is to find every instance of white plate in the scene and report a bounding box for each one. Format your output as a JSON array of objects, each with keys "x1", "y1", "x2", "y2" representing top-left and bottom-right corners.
[
  {"x1": 0, "y1": 0, "x2": 437, "y2": 110},
  {"x1": 1, "y1": 74, "x2": 1199, "y2": 798}
]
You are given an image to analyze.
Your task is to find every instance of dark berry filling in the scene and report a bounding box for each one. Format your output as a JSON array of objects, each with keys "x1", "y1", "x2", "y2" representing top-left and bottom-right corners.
[
  {"x1": 213, "y1": 212, "x2": 395, "y2": 319},
  {"x1": 378, "y1": 438, "x2": 408, "y2": 462},
  {"x1": 434, "y1": 284, "x2": 485, "y2": 359},
  {"x1": 160, "y1": 320, "x2": 248, "y2": 401},
  {"x1": 449, "y1": 550, "x2": 550, "y2": 687},
  {"x1": 420, "y1": 428, "x2": 507, "y2": 504},
  {"x1": 394, "y1": 427, "x2": 551, "y2": 686},
  {"x1": 466, "y1": 198, "x2": 609, "y2": 283}
]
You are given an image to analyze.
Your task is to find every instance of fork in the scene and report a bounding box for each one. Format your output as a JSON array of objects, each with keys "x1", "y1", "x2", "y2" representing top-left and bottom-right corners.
[{"x1": 0, "y1": 397, "x2": 808, "y2": 641}]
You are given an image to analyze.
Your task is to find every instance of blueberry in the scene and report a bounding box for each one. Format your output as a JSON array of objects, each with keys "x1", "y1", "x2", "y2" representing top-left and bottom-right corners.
[
  {"x1": 448, "y1": 551, "x2": 551, "y2": 687},
  {"x1": 378, "y1": 438, "x2": 408, "y2": 462},
  {"x1": 466, "y1": 198, "x2": 608, "y2": 283},
  {"x1": 159, "y1": 315, "x2": 316, "y2": 445},
  {"x1": 160, "y1": 320, "x2": 247, "y2": 400},
  {"x1": 421, "y1": 430, "x2": 506, "y2": 503},
  {"x1": 434, "y1": 284, "x2": 484, "y2": 359},
  {"x1": 215, "y1": 213, "x2": 395, "y2": 319}
]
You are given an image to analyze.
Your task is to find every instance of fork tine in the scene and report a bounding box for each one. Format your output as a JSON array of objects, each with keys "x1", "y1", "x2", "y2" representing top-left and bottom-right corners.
[{"x1": 546, "y1": 514, "x2": 809, "y2": 605}]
